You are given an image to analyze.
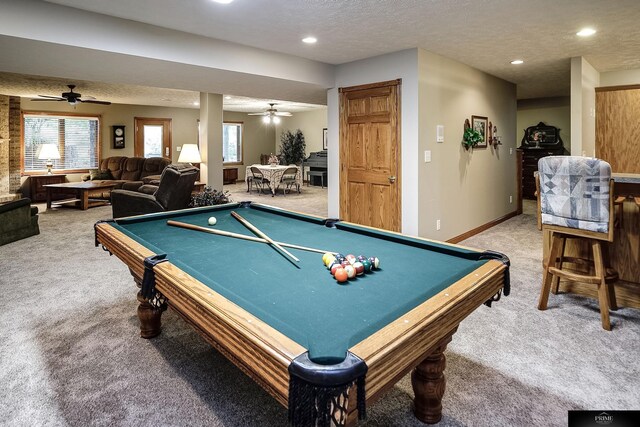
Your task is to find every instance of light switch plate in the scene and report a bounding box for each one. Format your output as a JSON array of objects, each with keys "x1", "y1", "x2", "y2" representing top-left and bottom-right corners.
[
  {"x1": 436, "y1": 125, "x2": 444, "y2": 143},
  {"x1": 424, "y1": 150, "x2": 432, "y2": 162}
]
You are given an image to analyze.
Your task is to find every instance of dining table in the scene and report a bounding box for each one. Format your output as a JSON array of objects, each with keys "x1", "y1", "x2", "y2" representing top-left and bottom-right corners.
[{"x1": 244, "y1": 164, "x2": 302, "y2": 196}]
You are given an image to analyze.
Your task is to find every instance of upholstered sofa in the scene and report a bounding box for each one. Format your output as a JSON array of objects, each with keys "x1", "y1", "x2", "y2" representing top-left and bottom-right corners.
[
  {"x1": 83, "y1": 156, "x2": 170, "y2": 197},
  {"x1": 0, "y1": 198, "x2": 39, "y2": 246}
]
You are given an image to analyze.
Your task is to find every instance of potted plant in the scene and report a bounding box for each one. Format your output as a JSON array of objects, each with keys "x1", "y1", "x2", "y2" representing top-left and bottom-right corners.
[
  {"x1": 462, "y1": 127, "x2": 482, "y2": 150},
  {"x1": 279, "y1": 129, "x2": 306, "y2": 165},
  {"x1": 190, "y1": 187, "x2": 232, "y2": 207}
]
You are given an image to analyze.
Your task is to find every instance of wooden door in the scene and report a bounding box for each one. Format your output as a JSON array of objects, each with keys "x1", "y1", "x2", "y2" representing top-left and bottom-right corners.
[
  {"x1": 134, "y1": 117, "x2": 172, "y2": 159},
  {"x1": 596, "y1": 86, "x2": 640, "y2": 173},
  {"x1": 339, "y1": 80, "x2": 401, "y2": 231}
]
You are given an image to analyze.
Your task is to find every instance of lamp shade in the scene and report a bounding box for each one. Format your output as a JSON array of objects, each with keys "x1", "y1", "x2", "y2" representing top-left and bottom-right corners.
[
  {"x1": 178, "y1": 144, "x2": 202, "y2": 163},
  {"x1": 37, "y1": 144, "x2": 61, "y2": 160}
]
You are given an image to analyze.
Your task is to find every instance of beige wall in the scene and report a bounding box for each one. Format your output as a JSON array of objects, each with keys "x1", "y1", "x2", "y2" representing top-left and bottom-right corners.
[
  {"x1": 570, "y1": 57, "x2": 600, "y2": 157},
  {"x1": 20, "y1": 99, "x2": 200, "y2": 181},
  {"x1": 517, "y1": 97, "x2": 571, "y2": 151},
  {"x1": 418, "y1": 49, "x2": 517, "y2": 240},
  {"x1": 17, "y1": 99, "x2": 275, "y2": 183},
  {"x1": 600, "y1": 68, "x2": 640, "y2": 87},
  {"x1": 275, "y1": 107, "x2": 328, "y2": 156}
]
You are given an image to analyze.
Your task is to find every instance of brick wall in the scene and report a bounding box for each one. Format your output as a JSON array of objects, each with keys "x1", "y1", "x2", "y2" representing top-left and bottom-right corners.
[
  {"x1": 0, "y1": 95, "x2": 23, "y2": 195},
  {"x1": 9, "y1": 97, "x2": 20, "y2": 192},
  {"x1": 0, "y1": 95, "x2": 9, "y2": 194}
]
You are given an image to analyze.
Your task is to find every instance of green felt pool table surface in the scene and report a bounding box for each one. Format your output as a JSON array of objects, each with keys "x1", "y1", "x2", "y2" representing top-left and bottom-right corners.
[{"x1": 111, "y1": 202, "x2": 492, "y2": 363}]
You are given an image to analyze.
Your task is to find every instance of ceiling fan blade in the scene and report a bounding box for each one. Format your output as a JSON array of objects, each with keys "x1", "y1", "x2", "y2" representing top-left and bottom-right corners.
[
  {"x1": 79, "y1": 99, "x2": 111, "y2": 105},
  {"x1": 274, "y1": 112, "x2": 292, "y2": 116},
  {"x1": 35, "y1": 95, "x2": 66, "y2": 100},
  {"x1": 31, "y1": 98, "x2": 65, "y2": 102},
  {"x1": 247, "y1": 112, "x2": 268, "y2": 116}
]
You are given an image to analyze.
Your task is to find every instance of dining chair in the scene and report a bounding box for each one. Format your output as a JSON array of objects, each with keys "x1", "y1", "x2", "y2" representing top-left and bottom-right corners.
[
  {"x1": 280, "y1": 166, "x2": 300, "y2": 195},
  {"x1": 536, "y1": 156, "x2": 618, "y2": 330},
  {"x1": 250, "y1": 166, "x2": 269, "y2": 195}
]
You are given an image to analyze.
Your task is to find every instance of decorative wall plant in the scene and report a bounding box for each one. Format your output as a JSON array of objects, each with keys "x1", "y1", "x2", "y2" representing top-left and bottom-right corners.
[{"x1": 462, "y1": 121, "x2": 483, "y2": 150}]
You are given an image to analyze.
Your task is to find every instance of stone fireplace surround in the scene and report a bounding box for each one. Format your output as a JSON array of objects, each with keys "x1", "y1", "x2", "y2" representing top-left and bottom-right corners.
[{"x1": 0, "y1": 95, "x2": 22, "y2": 202}]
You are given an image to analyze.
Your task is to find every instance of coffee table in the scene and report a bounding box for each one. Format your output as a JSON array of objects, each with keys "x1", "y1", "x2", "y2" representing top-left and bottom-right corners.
[{"x1": 44, "y1": 182, "x2": 116, "y2": 210}]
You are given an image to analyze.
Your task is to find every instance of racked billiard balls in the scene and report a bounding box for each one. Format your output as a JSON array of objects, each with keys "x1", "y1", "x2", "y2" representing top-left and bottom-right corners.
[
  {"x1": 362, "y1": 259, "x2": 372, "y2": 273},
  {"x1": 346, "y1": 254, "x2": 357, "y2": 265},
  {"x1": 353, "y1": 261, "x2": 364, "y2": 275},
  {"x1": 368, "y1": 257, "x2": 380, "y2": 270}
]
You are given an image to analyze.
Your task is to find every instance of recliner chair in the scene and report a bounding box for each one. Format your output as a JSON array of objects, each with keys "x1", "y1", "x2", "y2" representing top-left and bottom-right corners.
[
  {"x1": 0, "y1": 198, "x2": 40, "y2": 246},
  {"x1": 110, "y1": 165, "x2": 198, "y2": 218}
]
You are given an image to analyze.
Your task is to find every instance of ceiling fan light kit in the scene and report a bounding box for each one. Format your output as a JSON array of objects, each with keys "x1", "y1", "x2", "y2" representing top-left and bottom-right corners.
[
  {"x1": 249, "y1": 103, "x2": 291, "y2": 124},
  {"x1": 31, "y1": 84, "x2": 111, "y2": 106}
]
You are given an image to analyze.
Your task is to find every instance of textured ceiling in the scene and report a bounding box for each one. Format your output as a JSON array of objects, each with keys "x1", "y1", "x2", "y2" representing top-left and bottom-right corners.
[
  {"x1": 0, "y1": 72, "x2": 322, "y2": 113},
  {"x1": 43, "y1": 0, "x2": 640, "y2": 99}
]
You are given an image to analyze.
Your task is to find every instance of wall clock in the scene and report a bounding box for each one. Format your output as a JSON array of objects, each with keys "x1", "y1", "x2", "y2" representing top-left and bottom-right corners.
[{"x1": 113, "y1": 125, "x2": 125, "y2": 149}]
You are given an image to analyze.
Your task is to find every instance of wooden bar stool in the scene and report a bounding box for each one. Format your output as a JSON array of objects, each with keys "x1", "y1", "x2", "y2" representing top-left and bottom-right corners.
[{"x1": 536, "y1": 156, "x2": 618, "y2": 330}]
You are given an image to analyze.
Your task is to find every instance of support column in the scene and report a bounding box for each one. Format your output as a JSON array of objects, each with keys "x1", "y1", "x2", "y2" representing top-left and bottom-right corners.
[{"x1": 199, "y1": 92, "x2": 224, "y2": 190}]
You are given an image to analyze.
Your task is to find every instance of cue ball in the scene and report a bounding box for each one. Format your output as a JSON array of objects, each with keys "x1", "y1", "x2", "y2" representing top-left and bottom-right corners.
[{"x1": 208, "y1": 217, "x2": 217, "y2": 225}]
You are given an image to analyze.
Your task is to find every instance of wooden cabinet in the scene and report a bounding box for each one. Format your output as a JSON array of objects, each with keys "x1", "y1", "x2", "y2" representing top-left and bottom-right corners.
[
  {"x1": 25, "y1": 174, "x2": 67, "y2": 202},
  {"x1": 519, "y1": 149, "x2": 566, "y2": 199},
  {"x1": 223, "y1": 168, "x2": 238, "y2": 185}
]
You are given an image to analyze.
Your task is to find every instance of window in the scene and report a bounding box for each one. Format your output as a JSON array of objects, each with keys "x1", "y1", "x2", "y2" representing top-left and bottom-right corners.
[
  {"x1": 22, "y1": 113, "x2": 100, "y2": 173},
  {"x1": 223, "y1": 122, "x2": 242, "y2": 164}
]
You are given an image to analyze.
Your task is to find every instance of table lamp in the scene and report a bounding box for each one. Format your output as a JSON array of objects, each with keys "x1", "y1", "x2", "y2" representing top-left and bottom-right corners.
[
  {"x1": 178, "y1": 143, "x2": 202, "y2": 181},
  {"x1": 38, "y1": 144, "x2": 61, "y2": 175},
  {"x1": 178, "y1": 144, "x2": 202, "y2": 164}
]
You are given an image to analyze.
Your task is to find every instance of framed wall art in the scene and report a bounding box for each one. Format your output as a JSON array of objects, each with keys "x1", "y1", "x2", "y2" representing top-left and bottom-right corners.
[
  {"x1": 322, "y1": 128, "x2": 328, "y2": 150},
  {"x1": 471, "y1": 116, "x2": 488, "y2": 148}
]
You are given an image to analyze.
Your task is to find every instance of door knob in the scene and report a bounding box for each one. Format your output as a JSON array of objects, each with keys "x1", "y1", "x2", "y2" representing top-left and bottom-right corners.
[{"x1": 388, "y1": 175, "x2": 396, "y2": 183}]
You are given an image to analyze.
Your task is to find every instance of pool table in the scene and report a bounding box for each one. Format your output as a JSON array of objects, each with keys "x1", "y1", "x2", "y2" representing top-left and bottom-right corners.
[{"x1": 95, "y1": 202, "x2": 509, "y2": 426}]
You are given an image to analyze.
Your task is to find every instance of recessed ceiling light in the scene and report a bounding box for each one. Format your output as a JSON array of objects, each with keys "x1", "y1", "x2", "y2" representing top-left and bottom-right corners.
[
  {"x1": 510, "y1": 59, "x2": 524, "y2": 65},
  {"x1": 211, "y1": 0, "x2": 234, "y2": 4},
  {"x1": 577, "y1": 28, "x2": 596, "y2": 37},
  {"x1": 302, "y1": 36, "x2": 317, "y2": 44}
]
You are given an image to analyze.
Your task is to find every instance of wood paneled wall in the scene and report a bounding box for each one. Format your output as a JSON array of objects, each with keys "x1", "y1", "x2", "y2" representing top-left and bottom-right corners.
[{"x1": 596, "y1": 86, "x2": 640, "y2": 173}]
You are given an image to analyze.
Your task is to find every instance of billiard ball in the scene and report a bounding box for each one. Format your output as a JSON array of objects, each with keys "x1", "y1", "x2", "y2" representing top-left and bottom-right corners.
[
  {"x1": 341, "y1": 260, "x2": 351, "y2": 268},
  {"x1": 335, "y1": 253, "x2": 346, "y2": 261},
  {"x1": 324, "y1": 255, "x2": 337, "y2": 267},
  {"x1": 362, "y1": 259, "x2": 372, "y2": 273},
  {"x1": 322, "y1": 253, "x2": 332, "y2": 265},
  {"x1": 353, "y1": 261, "x2": 364, "y2": 275},
  {"x1": 330, "y1": 263, "x2": 343, "y2": 275},
  {"x1": 334, "y1": 268, "x2": 348, "y2": 283},
  {"x1": 346, "y1": 254, "x2": 357, "y2": 265},
  {"x1": 335, "y1": 255, "x2": 346, "y2": 264},
  {"x1": 357, "y1": 255, "x2": 367, "y2": 262},
  {"x1": 208, "y1": 217, "x2": 217, "y2": 226},
  {"x1": 344, "y1": 265, "x2": 356, "y2": 279},
  {"x1": 368, "y1": 257, "x2": 380, "y2": 270}
]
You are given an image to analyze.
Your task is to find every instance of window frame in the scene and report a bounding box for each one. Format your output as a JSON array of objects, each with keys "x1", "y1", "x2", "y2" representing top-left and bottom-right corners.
[
  {"x1": 21, "y1": 111, "x2": 102, "y2": 175},
  {"x1": 222, "y1": 121, "x2": 244, "y2": 166}
]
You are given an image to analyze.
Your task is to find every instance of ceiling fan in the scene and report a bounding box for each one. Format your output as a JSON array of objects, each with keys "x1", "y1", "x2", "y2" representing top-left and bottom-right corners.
[
  {"x1": 248, "y1": 103, "x2": 291, "y2": 124},
  {"x1": 31, "y1": 84, "x2": 111, "y2": 105}
]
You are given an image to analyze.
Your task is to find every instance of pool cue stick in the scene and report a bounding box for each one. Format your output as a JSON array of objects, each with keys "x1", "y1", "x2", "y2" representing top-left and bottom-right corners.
[
  {"x1": 230, "y1": 211, "x2": 300, "y2": 264},
  {"x1": 166, "y1": 220, "x2": 337, "y2": 255}
]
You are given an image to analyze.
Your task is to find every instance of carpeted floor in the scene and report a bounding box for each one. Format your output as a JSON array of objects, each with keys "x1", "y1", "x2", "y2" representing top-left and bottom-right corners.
[{"x1": 0, "y1": 192, "x2": 638, "y2": 427}]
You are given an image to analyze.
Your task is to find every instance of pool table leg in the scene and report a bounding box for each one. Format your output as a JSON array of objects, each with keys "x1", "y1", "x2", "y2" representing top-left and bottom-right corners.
[
  {"x1": 411, "y1": 329, "x2": 456, "y2": 424},
  {"x1": 136, "y1": 290, "x2": 163, "y2": 338}
]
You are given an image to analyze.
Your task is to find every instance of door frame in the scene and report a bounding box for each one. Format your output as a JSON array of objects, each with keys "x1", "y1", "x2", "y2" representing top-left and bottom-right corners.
[
  {"x1": 134, "y1": 117, "x2": 172, "y2": 159},
  {"x1": 338, "y1": 79, "x2": 402, "y2": 231}
]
